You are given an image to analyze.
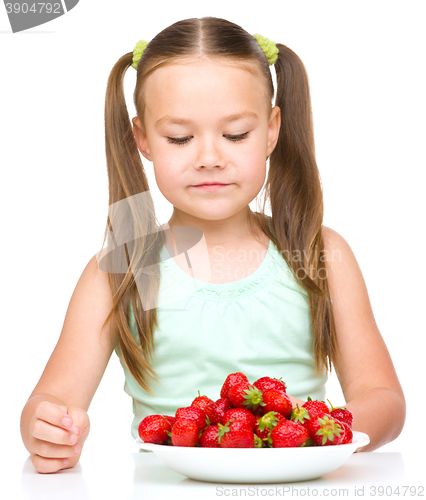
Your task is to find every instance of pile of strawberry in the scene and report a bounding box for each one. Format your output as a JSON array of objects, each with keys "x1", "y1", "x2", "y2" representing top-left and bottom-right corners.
[{"x1": 138, "y1": 372, "x2": 353, "y2": 448}]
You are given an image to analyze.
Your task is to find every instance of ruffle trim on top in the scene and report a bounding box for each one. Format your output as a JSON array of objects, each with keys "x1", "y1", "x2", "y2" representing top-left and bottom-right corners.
[{"x1": 159, "y1": 239, "x2": 287, "y2": 301}]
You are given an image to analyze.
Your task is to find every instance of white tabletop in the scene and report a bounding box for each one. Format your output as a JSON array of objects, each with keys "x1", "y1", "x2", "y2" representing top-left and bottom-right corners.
[{"x1": 9, "y1": 439, "x2": 424, "y2": 500}]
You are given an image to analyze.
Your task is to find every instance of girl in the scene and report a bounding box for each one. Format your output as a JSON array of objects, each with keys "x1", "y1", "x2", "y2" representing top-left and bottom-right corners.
[{"x1": 20, "y1": 16, "x2": 405, "y2": 473}]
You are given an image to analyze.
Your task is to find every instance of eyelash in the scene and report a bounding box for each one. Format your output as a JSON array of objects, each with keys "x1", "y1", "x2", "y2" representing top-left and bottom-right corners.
[{"x1": 166, "y1": 132, "x2": 250, "y2": 146}]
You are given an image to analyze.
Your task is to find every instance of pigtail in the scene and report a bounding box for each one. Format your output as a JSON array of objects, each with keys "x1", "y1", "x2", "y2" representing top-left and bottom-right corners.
[
  {"x1": 99, "y1": 52, "x2": 164, "y2": 393},
  {"x1": 267, "y1": 44, "x2": 337, "y2": 374}
]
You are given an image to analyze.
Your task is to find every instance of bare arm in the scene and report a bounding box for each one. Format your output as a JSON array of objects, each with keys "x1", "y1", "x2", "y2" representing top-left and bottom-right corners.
[
  {"x1": 322, "y1": 226, "x2": 406, "y2": 451},
  {"x1": 20, "y1": 254, "x2": 118, "y2": 472}
]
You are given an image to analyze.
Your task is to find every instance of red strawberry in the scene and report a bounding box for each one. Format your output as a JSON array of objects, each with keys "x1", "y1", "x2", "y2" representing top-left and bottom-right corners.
[
  {"x1": 191, "y1": 392, "x2": 215, "y2": 408},
  {"x1": 162, "y1": 415, "x2": 177, "y2": 428},
  {"x1": 221, "y1": 408, "x2": 257, "y2": 429},
  {"x1": 220, "y1": 372, "x2": 249, "y2": 399},
  {"x1": 217, "y1": 419, "x2": 255, "y2": 448},
  {"x1": 228, "y1": 383, "x2": 265, "y2": 411},
  {"x1": 227, "y1": 382, "x2": 250, "y2": 407},
  {"x1": 302, "y1": 398, "x2": 329, "y2": 419},
  {"x1": 175, "y1": 406, "x2": 207, "y2": 431},
  {"x1": 262, "y1": 389, "x2": 292, "y2": 418},
  {"x1": 335, "y1": 419, "x2": 353, "y2": 444},
  {"x1": 254, "y1": 411, "x2": 286, "y2": 440},
  {"x1": 215, "y1": 397, "x2": 233, "y2": 418},
  {"x1": 269, "y1": 419, "x2": 310, "y2": 448},
  {"x1": 253, "y1": 376, "x2": 286, "y2": 393},
  {"x1": 199, "y1": 425, "x2": 221, "y2": 447},
  {"x1": 171, "y1": 418, "x2": 200, "y2": 447},
  {"x1": 327, "y1": 400, "x2": 353, "y2": 428},
  {"x1": 191, "y1": 392, "x2": 221, "y2": 424},
  {"x1": 251, "y1": 405, "x2": 266, "y2": 418},
  {"x1": 138, "y1": 415, "x2": 171, "y2": 445},
  {"x1": 330, "y1": 408, "x2": 353, "y2": 428},
  {"x1": 290, "y1": 404, "x2": 312, "y2": 428},
  {"x1": 306, "y1": 414, "x2": 344, "y2": 446}
]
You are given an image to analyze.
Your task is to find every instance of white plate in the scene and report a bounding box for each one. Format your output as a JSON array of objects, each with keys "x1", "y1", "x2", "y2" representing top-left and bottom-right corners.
[{"x1": 135, "y1": 431, "x2": 369, "y2": 483}]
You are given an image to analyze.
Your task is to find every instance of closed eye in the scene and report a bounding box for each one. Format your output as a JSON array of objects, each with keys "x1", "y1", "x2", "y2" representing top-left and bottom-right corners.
[
  {"x1": 166, "y1": 136, "x2": 191, "y2": 146},
  {"x1": 225, "y1": 132, "x2": 250, "y2": 142},
  {"x1": 166, "y1": 132, "x2": 250, "y2": 146}
]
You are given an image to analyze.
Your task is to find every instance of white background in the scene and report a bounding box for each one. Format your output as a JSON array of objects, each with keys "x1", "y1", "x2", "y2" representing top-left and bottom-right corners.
[{"x1": 1, "y1": 0, "x2": 425, "y2": 491}]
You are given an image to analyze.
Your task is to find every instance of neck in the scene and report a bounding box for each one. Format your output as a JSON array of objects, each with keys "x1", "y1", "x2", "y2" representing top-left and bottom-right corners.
[{"x1": 166, "y1": 207, "x2": 258, "y2": 249}]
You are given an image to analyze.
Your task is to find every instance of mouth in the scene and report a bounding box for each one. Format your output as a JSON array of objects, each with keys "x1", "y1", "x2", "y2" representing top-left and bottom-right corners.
[
  {"x1": 190, "y1": 183, "x2": 232, "y2": 191},
  {"x1": 192, "y1": 182, "x2": 230, "y2": 186}
]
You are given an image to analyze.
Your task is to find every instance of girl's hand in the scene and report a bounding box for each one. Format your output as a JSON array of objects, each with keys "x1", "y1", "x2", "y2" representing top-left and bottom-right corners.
[{"x1": 29, "y1": 400, "x2": 90, "y2": 473}]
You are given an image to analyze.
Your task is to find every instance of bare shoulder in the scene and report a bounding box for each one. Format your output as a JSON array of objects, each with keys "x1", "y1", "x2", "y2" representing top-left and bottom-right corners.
[
  {"x1": 320, "y1": 224, "x2": 373, "y2": 321},
  {"x1": 321, "y1": 225, "x2": 351, "y2": 255},
  {"x1": 78, "y1": 253, "x2": 114, "y2": 307},
  {"x1": 321, "y1": 225, "x2": 363, "y2": 298}
]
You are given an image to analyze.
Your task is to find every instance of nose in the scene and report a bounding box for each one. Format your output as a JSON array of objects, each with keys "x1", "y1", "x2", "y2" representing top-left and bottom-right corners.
[{"x1": 194, "y1": 135, "x2": 226, "y2": 169}]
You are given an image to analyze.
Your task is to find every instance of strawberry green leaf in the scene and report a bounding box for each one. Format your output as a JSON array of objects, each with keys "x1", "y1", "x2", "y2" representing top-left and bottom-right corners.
[
  {"x1": 215, "y1": 422, "x2": 229, "y2": 443},
  {"x1": 254, "y1": 435, "x2": 264, "y2": 448},
  {"x1": 242, "y1": 385, "x2": 265, "y2": 410}
]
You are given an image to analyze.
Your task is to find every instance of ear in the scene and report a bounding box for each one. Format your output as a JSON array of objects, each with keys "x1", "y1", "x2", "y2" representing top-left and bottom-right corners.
[
  {"x1": 266, "y1": 106, "x2": 281, "y2": 158},
  {"x1": 132, "y1": 116, "x2": 152, "y2": 162}
]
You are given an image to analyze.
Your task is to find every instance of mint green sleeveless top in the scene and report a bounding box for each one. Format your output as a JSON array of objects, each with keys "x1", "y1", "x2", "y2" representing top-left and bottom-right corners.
[{"x1": 115, "y1": 236, "x2": 328, "y2": 439}]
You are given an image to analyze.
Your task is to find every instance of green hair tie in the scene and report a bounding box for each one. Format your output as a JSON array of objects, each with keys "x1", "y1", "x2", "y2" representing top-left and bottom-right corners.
[
  {"x1": 253, "y1": 33, "x2": 279, "y2": 65},
  {"x1": 132, "y1": 34, "x2": 279, "y2": 70},
  {"x1": 132, "y1": 39, "x2": 150, "y2": 70}
]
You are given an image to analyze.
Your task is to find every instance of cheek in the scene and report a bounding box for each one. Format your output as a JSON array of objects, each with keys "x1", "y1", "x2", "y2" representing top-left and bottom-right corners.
[
  {"x1": 154, "y1": 165, "x2": 177, "y2": 192},
  {"x1": 152, "y1": 159, "x2": 186, "y2": 203},
  {"x1": 150, "y1": 143, "x2": 178, "y2": 186},
  {"x1": 247, "y1": 167, "x2": 267, "y2": 194},
  {"x1": 236, "y1": 150, "x2": 267, "y2": 188}
]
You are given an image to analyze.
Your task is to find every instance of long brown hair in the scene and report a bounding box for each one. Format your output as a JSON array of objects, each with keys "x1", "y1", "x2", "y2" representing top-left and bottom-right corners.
[{"x1": 99, "y1": 16, "x2": 337, "y2": 393}]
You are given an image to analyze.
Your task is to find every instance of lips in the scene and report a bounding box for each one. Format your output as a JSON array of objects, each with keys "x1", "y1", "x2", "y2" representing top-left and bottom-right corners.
[
  {"x1": 192, "y1": 183, "x2": 229, "y2": 187},
  {"x1": 190, "y1": 183, "x2": 232, "y2": 192}
]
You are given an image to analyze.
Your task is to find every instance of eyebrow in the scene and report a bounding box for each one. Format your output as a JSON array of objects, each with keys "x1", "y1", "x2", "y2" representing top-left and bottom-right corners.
[{"x1": 155, "y1": 111, "x2": 258, "y2": 128}]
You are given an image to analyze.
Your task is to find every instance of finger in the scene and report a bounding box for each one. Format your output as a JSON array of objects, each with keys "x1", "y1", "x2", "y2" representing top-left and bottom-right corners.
[
  {"x1": 31, "y1": 454, "x2": 72, "y2": 474},
  {"x1": 34, "y1": 439, "x2": 80, "y2": 459},
  {"x1": 32, "y1": 419, "x2": 79, "y2": 445},
  {"x1": 33, "y1": 401, "x2": 79, "y2": 434},
  {"x1": 66, "y1": 408, "x2": 91, "y2": 444},
  {"x1": 67, "y1": 407, "x2": 90, "y2": 433}
]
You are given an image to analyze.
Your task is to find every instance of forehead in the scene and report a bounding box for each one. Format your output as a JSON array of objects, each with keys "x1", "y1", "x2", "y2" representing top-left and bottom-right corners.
[{"x1": 143, "y1": 58, "x2": 269, "y2": 124}]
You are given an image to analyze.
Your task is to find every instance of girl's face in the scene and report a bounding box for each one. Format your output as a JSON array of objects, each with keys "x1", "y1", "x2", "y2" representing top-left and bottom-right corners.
[{"x1": 133, "y1": 58, "x2": 280, "y2": 223}]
